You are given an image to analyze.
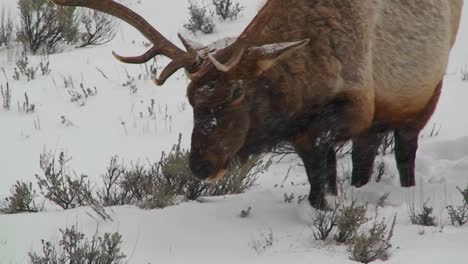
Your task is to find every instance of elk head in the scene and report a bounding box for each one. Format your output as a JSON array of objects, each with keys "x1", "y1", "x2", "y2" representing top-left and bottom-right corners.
[{"x1": 51, "y1": 0, "x2": 310, "y2": 181}]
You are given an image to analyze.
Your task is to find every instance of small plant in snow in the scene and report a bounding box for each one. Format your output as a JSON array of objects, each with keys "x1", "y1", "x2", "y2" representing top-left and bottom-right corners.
[
  {"x1": 13, "y1": 51, "x2": 38, "y2": 81},
  {"x1": 60, "y1": 115, "x2": 75, "y2": 127},
  {"x1": 97, "y1": 156, "x2": 128, "y2": 206},
  {"x1": 348, "y1": 215, "x2": 396, "y2": 263},
  {"x1": 212, "y1": 0, "x2": 244, "y2": 20},
  {"x1": 335, "y1": 201, "x2": 369, "y2": 243},
  {"x1": 68, "y1": 82, "x2": 97, "y2": 106},
  {"x1": 122, "y1": 72, "x2": 137, "y2": 93},
  {"x1": 12, "y1": 52, "x2": 51, "y2": 81},
  {"x1": 184, "y1": 0, "x2": 215, "y2": 35},
  {"x1": 1, "y1": 82, "x2": 11, "y2": 110},
  {"x1": 240, "y1": 206, "x2": 252, "y2": 218},
  {"x1": 249, "y1": 228, "x2": 274, "y2": 254},
  {"x1": 375, "y1": 192, "x2": 390, "y2": 217},
  {"x1": 311, "y1": 201, "x2": 341, "y2": 240},
  {"x1": 282, "y1": 192, "x2": 308, "y2": 204},
  {"x1": 63, "y1": 75, "x2": 75, "y2": 88},
  {"x1": 461, "y1": 64, "x2": 468, "y2": 81},
  {"x1": 147, "y1": 98, "x2": 156, "y2": 118},
  {"x1": 283, "y1": 192, "x2": 295, "y2": 203},
  {"x1": 408, "y1": 200, "x2": 436, "y2": 226},
  {"x1": 36, "y1": 151, "x2": 92, "y2": 210},
  {"x1": 447, "y1": 185, "x2": 468, "y2": 226},
  {"x1": 0, "y1": 8, "x2": 14, "y2": 48},
  {"x1": 18, "y1": 92, "x2": 35, "y2": 113},
  {"x1": 28, "y1": 225, "x2": 126, "y2": 264},
  {"x1": 39, "y1": 55, "x2": 51, "y2": 75},
  {"x1": 1, "y1": 181, "x2": 41, "y2": 214}
]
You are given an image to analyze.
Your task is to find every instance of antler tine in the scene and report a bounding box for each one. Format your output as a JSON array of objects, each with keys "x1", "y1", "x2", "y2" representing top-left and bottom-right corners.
[
  {"x1": 51, "y1": 0, "x2": 195, "y2": 85},
  {"x1": 152, "y1": 60, "x2": 189, "y2": 86},
  {"x1": 112, "y1": 46, "x2": 159, "y2": 64},
  {"x1": 207, "y1": 48, "x2": 245, "y2": 72}
]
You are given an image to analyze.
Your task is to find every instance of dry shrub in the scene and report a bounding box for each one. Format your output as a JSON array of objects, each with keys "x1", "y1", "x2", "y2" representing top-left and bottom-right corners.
[
  {"x1": 184, "y1": 0, "x2": 215, "y2": 34},
  {"x1": 447, "y1": 185, "x2": 468, "y2": 226},
  {"x1": 1, "y1": 181, "x2": 41, "y2": 214},
  {"x1": 36, "y1": 151, "x2": 92, "y2": 210},
  {"x1": 97, "y1": 134, "x2": 271, "y2": 209},
  {"x1": 1, "y1": 82, "x2": 11, "y2": 110},
  {"x1": 77, "y1": 10, "x2": 117, "y2": 48},
  {"x1": 28, "y1": 225, "x2": 126, "y2": 264},
  {"x1": 348, "y1": 215, "x2": 396, "y2": 263},
  {"x1": 0, "y1": 7, "x2": 14, "y2": 47},
  {"x1": 311, "y1": 199, "x2": 341, "y2": 240},
  {"x1": 335, "y1": 201, "x2": 368, "y2": 243},
  {"x1": 408, "y1": 200, "x2": 436, "y2": 226},
  {"x1": 212, "y1": 0, "x2": 243, "y2": 20},
  {"x1": 17, "y1": 0, "x2": 79, "y2": 54}
]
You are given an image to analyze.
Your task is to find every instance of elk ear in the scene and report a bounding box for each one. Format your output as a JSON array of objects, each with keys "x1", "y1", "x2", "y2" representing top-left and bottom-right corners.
[{"x1": 249, "y1": 39, "x2": 310, "y2": 75}]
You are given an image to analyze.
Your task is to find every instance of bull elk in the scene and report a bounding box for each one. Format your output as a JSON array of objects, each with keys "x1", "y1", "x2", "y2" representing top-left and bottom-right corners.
[{"x1": 51, "y1": 0, "x2": 463, "y2": 209}]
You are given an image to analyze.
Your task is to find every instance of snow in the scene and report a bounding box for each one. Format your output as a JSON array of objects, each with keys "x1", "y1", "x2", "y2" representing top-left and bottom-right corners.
[{"x1": 1, "y1": 0, "x2": 468, "y2": 263}]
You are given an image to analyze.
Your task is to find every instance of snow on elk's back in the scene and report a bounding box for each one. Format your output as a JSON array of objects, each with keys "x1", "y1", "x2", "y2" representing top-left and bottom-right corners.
[{"x1": 0, "y1": 0, "x2": 468, "y2": 263}]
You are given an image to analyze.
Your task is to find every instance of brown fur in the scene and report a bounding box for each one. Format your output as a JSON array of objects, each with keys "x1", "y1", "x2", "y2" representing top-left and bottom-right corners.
[{"x1": 184, "y1": 0, "x2": 463, "y2": 208}]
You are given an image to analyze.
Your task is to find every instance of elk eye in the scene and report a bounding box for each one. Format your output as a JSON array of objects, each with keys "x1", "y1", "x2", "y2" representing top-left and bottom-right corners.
[{"x1": 232, "y1": 88, "x2": 243, "y2": 100}]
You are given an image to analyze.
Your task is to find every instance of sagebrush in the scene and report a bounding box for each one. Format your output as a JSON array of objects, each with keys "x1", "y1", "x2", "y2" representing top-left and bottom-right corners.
[
  {"x1": 335, "y1": 201, "x2": 368, "y2": 243},
  {"x1": 29, "y1": 225, "x2": 126, "y2": 264},
  {"x1": 36, "y1": 151, "x2": 92, "y2": 210},
  {"x1": 408, "y1": 200, "x2": 436, "y2": 226},
  {"x1": 348, "y1": 216, "x2": 396, "y2": 263},
  {"x1": 184, "y1": 0, "x2": 215, "y2": 34},
  {"x1": 1, "y1": 181, "x2": 41, "y2": 214},
  {"x1": 17, "y1": 0, "x2": 79, "y2": 54},
  {"x1": 311, "y1": 200, "x2": 341, "y2": 240},
  {"x1": 212, "y1": 0, "x2": 244, "y2": 20},
  {"x1": 447, "y1": 185, "x2": 468, "y2": 226},
  {"x1": 98, "y1": 134, "x2": 271, "y2": 209},
  {"x1": 0, "y1": 7, "x2": 14, "y2": 47},
  {"x1": 1, "y1": 82, "x2": 11, "y2": 110},
  {"x1": 77, "y1": 10, "x2": 117, "y2": 48}
]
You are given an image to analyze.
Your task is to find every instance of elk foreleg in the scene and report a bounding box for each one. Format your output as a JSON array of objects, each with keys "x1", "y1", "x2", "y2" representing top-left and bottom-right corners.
[
  {"x1": 351, "y1": 131, "x2": 383, "y2": 187},
  {"x1": 292, "y1": 134, "x2": 337, "y2": 209}
]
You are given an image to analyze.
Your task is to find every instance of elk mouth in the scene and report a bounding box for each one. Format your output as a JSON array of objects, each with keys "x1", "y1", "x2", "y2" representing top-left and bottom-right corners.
[
  {"x1": 206, "y1": 169, "x2": 227, "y2": 182},
  {"x1": 206, "y1": 157, "x2": 233, "y2": 182}
]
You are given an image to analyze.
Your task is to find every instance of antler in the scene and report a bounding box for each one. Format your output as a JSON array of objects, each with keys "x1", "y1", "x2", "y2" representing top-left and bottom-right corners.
[
  {"x1": 187, "y1": 0, "x2": 279, "y2": 78},
  {"x1": 50, "y1": 0, "x2": 196, "y2": 85}
]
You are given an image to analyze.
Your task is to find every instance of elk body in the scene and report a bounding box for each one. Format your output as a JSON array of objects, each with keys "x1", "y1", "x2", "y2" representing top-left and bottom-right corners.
[{"x1": 52, "y1": 0, "x2": 463, "y2": 209}]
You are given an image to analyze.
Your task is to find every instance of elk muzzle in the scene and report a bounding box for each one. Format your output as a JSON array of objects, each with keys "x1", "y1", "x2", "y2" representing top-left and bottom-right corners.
[{"x1": 189, "y1": 151, "x2": 228, "y2": 182}]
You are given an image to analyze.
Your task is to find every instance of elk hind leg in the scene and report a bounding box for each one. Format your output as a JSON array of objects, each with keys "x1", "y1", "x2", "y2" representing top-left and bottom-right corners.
[
  {"x1": 394, "y1": 128, "x2": 418, "y2": 187},
  {"x1": 395, "y1": 80, "x2": 443, "y2": 187}
]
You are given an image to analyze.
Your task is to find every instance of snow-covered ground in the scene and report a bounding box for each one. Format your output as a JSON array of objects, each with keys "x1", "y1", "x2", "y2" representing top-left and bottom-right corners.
[{"x1": 1, "y1": 0, "x2": 468, "y2": 263}]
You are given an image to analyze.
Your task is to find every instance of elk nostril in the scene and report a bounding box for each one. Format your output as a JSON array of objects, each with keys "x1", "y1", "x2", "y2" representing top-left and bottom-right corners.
[{"x1": 190, "y1": 160, "x2": 213, "y2": 180}]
